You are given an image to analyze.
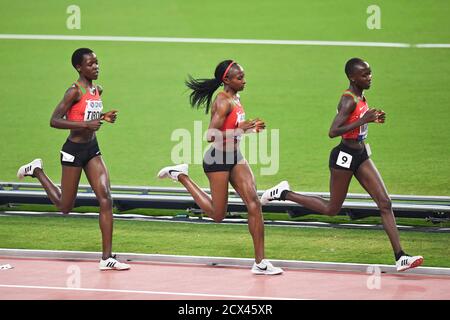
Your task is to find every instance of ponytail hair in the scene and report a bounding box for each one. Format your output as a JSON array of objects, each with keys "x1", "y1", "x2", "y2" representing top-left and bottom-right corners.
[{"x1": 185, "y1": 60, "x2": 236, "y2": 114}]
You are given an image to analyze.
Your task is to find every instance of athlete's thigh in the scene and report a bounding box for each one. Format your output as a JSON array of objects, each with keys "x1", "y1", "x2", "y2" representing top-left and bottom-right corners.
[
  {"x1": 205, "y1": 171, "x2": 230, "y2": 214},
  {"x1": 83, "y1": 156, "x2": 111, "y2": 199},
  {"x1": 354, "y1": 159, "x2": 389, "y2": 201},
  {"x1": 329, "y1": 168, "x2": 354, "y2": 207},
  {"x1": 60, "y1": 165, "x2": 83, "y2": 205},
  {"x1": 229, "y1": 161, "x2": 259, "y2": 205}
]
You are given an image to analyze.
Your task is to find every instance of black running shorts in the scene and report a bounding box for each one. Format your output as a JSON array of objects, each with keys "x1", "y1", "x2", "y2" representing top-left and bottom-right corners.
[
  {"x1": 203, "y1": 146, "x2": 244, "y2": 173},
  {"x1": 60, "y1": 138, "x2": 102, "y2": 167},
  {"x1": 329, "y1": 142, "x2": 370, "y2": 173}
]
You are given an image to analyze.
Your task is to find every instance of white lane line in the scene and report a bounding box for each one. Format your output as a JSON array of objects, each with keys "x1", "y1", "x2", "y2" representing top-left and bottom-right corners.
[
  {"x1": 0, "y1": 34, "x2": 412, "y2": 48},
  {"x1": 0, "y1": 284, "x2": 302, "y2": 300},
  {"x1": 1, "y1": 34, "x2": 448, "y2": 48},
  {"x1": 414, "y1": 43, "x2": 450, "y2": 48}
]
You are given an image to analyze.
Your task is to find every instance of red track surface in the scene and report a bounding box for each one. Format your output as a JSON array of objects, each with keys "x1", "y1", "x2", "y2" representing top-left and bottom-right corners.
[{"x1": 0, "y1": 257, "x2": 448, "y2": 300}]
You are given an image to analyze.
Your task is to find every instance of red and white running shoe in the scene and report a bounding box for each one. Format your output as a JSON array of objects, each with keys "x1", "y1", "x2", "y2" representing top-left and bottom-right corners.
[{"x1": 396, "y1": 255, "x2": 424, "y2": 272}]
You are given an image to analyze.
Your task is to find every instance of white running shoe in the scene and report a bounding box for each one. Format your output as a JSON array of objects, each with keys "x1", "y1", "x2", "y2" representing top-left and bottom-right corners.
[
  {"x1": 17, "y1": 158, "x2": 43, "y2": 180},
  {"x1": 396, "y1": 255, "x2": 424, "y2": 272},
  {"x1": 99, "y1": 255, "x2": 130, "y2": 271},
  {"x1": 260, "y1": 181, "x2": 290, "y2": 205},
  {"x1": 157, "y1": 163, "x2": 188, "y2": 181},
  {"x1": 251, "y1": 259, "x2": 283, "y2": 275}
]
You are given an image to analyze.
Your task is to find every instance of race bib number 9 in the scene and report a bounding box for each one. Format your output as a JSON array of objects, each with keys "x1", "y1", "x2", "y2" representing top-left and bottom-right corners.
[
  {"x1": 84, "y1": 100, "x2": 103, "y2": 121},
  {"x1": 337, "y1": 151, "x2": 352, "y2": 169}
]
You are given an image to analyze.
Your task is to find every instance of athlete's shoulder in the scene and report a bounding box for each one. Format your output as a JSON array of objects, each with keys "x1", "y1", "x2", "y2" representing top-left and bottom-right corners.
[
  {"x1": 340, "y1": 94, "x2": 357, "y2": 105},
  {"x1": 337, "y1": 91, "x2": 358, "y2": 113},
  {"x1": 341, "y1": 90, "x2": 359, "y2": 103},
  {"x1": 216, "y1": 91, "x2": 232, "y2": 102},
  {"x1": 214, "y1": 92, "x2": 233, "y2": 112},
  {"x1": 341, "y1": 89, "x2": 360, "y2": 105},
  {"x1": 65, "y1": 83, "x2": 82, "y2": 102}
]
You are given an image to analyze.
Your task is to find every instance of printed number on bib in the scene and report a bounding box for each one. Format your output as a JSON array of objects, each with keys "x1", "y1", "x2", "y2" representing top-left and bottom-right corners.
[
  {"x1": 84, "y1": 99, "x2": 103, "y2": 121},
  {"x1": 336, "y1": 151, "x2": 352, "y2": 169}
]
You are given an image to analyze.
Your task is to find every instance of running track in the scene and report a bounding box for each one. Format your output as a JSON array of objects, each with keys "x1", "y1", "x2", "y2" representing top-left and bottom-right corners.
[{"x1": 0, "y1": 257, "x2": 448, "y2": 300}]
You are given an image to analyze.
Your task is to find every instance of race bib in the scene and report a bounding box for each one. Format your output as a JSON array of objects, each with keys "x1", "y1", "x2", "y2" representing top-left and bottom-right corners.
[
  {"x1": 236, "y1": 111, "x2": 245, "y2": 124},
  {"x1": 60, "y1": 151, "x2": 75, "y2": 163},
  {"x1": 336, "y1": 151, "x2": 352, "y2": 169},
  {"x1": 84, "y1": 99, "x2": 103, "y2": 121}
]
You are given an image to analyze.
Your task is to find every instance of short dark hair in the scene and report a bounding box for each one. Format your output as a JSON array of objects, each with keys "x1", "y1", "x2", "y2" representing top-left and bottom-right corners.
[
  {"x1": 345, "y1": 57, "x2": 366, "y2": 78},
  {"x1": 71, "y1": 48, "x2": 93, "y2": 70}
]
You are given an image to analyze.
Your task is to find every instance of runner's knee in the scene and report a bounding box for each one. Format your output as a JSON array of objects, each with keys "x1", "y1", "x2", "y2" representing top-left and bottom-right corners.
[
  {"x1": 209, "y1": 208, "x2": 227, "y2": 222},
  {"x1": 59, "y1": 203, "x2": 74, "y2": 214},
  {"x1": 326, "y1": 205, "x2": 342, "y2": 216},
  {"x1": 378, "y1": 197, "x2": 392, "y2": 213},
  {"x1": 246, "y1": 198, "x2": 262, "y2": 215},
  {"x1": 97, "y1": 196, "x2": 113, "y2": 210}
]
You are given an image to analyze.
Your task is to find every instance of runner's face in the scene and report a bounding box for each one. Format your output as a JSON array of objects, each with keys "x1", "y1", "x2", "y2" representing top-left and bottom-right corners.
[
  {"x1": 225, "y1": 65, "x2": 246, "y2": 92},
  {"x1": 351, "y1": 63, "x2": 372, "y2": 90},
  {"x1": 78, "y1": 53, "x2": 99, "y2": 80}
]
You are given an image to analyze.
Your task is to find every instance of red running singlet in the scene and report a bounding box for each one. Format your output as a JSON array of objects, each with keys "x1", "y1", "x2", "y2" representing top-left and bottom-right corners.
[
  {"x1": 220, "y1": 94, "x2": 245, "y2": 142},
  {"x1": 66, "y1": 81, "x2": 103, "y2": 122},
  {"x1": 341, "y1": 90, "x2": 369, "y2": 141}
]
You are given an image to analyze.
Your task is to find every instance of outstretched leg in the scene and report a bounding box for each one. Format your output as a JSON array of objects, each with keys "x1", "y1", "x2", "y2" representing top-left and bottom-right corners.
[
  {"x1": 284, "y1": 168, "x2": 354, "y2": 216},
  {"x1": 157, "y1": 163, "x2": 230, "y2": 222},
  {"x1": 178, "y1": 171, "x2": 230, "y2": 222},
  {"x1": 34, "y1": 165, "x2": 82, "y2": 214},
  {"x1": 229, "y1": 161, "x2": 264, "y2": 263}
]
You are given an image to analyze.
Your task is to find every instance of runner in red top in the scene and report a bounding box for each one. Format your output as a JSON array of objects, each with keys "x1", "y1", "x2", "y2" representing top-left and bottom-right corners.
[
  {"x1": 66, "y1": 80, "x2": 103, "y2": 122},
  {"x1": 219, "y1": 95, "x2": 245, "y2": 129},
  {"x1": 218, "y1": 93, "x2": 246, "y2": 147},
  {"x1": 262, "y1": 58, "x2": 423, "y2": 272},
  {"x1": 157, "y1": 60, "x2": 283, "y2": 275},
  {"x1": 17, "y1": 48, "x2": 129, "y2": 271},
  {"x1": 341, "y1": 90, "x2": 369, "y2": 141}
]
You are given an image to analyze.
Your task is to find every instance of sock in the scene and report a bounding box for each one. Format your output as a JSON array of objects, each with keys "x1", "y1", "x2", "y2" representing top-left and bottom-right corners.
[
  {"x1": 395, "y1": 250, "x2": 406, "y2": 261},
  {"x1": 279, "y1": 190, "x2": 290, "y2": 201}
]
